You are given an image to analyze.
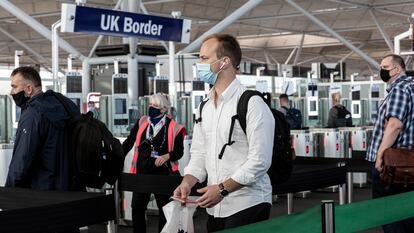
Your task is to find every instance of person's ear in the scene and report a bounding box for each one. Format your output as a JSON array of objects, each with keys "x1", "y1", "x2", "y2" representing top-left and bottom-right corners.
[
  {"x1": 25, "y1": 84, "x2": 33, "y2": 96},
  {"x1": 220, "y1": 57, "x2": 231, "y2": 70}
]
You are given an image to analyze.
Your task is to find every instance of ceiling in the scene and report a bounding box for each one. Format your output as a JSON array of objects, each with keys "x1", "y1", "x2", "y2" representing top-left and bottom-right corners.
[{"x1": 0, "y1": 0, "x2": 413, "y2": 77}]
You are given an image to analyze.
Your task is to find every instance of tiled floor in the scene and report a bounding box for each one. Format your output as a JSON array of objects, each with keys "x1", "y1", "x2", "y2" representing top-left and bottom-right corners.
[{"x1": 87, "y1": 185, "x2": 383, "y2": 233}]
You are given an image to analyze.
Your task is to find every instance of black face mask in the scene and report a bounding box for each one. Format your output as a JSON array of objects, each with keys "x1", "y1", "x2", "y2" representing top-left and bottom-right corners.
[
  {"x1": 148, "y1": 106, "x2": 162, "y2": 118},
  {"x1": 380, "y1": 68, "x2": 395, "y2": 82},
  {"x1": 12, "y1": 90, "x2": 30, "y2": 107}
]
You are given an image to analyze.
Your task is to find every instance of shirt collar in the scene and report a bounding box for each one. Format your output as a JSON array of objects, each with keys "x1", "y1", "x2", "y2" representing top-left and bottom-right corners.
[
  {"x1": 387, "y1": 73, "x2": 407, "y2": 92},
  {"x1": 149, "y1": 115, "x2": 166, "y2": 127},
  {"x1": 207, "y1": 78, "x2": 240, "y2": 102}
]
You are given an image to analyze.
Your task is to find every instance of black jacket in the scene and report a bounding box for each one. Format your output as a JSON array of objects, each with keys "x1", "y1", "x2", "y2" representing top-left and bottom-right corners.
[
  {"x1": 327, "y1": 104, "x2": 353, "y2": 128},
  {"x1": 122, "y1": 116, "x2": 184, "y2": 175},
  {"x1": 6, "y1": 90, "x2": 80, "y2": 190}
]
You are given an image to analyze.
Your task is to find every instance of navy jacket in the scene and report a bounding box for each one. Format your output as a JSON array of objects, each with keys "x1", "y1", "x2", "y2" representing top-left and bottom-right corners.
[{"x1": 6, "y1": 90, "x2": 80, "y2": 191}]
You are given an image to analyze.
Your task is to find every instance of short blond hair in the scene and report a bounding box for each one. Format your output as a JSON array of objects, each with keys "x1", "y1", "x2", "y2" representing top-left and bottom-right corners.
[
  {"x1": 332, "y1": 92, "x2": 341, "y2": 103},
  {"x1": 149, "y1": 93, "x2": 171, "y2": 115}
]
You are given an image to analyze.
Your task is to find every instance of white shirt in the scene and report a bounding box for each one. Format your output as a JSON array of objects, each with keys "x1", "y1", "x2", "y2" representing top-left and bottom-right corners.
[{"x1": 184, "y1": 79, "x2": 275, "y2": 217}]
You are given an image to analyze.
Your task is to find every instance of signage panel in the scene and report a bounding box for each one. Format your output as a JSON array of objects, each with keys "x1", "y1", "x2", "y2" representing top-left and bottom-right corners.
[{"x1": 61, "y1": 4, "x2": 191, "y2": 43}]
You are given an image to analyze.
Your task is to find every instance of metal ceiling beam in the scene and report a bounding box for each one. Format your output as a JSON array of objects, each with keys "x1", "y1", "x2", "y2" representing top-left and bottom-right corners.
[
  {"x1": 297, "y1": 55, "x2": 323, "y2": 65},
  {"x1": 375, "y1": 9, "x2": 410, "y2": 18},
  {"x1": 0, "y1": 0, "x2": 85, "y2": 61},
  {"x1": 232, "y1": 22, "x2": 407, "y2": 38},
  {"x1": 0, "y1": 26, "x2": 50, "y2": 65},
  {"x1": 242, "y1": 41, "x2": 349, "y2": 51},
  {"x1": 195, "y1": 2, "x2": 408, "y2": 28},
  {"x1": 139, "y1": 1, "x2": 168, "y2": 51},
  {"x1": 0, "y1": 11, "x2": 60, "y2": 23},
  {"x1": 238, "y1": 6, "x2": 362, "y2": 23},
  {"x1": 369, "y1": 9, "x2": 393, "y2": 53},
  {"x1": 269, "y1": 54, "x2": 280, "y2": 64},
  {"x1": 243, "y1": 55, "x2": 266, "y2": 64},
  {"x1": 325, "y1": 0, "x2": 410, "y2": 17},
  {"x1": 325, "y1": 0, "x2": 368, "y2": 8},
  {"x1": 180, "y1": 0, "x2": 264, "y2": 53},
  {"x1": 284, "y1": 47, "x2": 297, "y2": 64},
  {"x1": 0, "y1": 29, "x2": 64, "y2": 73},
  {"x1": 374, "y1": 1, "x2": 414, "y2": 8},
  {"x1": 285, "y1": 0, "x2": 379, "y2": 68},
  {"x1": 88, "y1": 0, "x2": 124, "y2": 58},
  {"x1": 338, "y1": 42, "x2": 366, "y2": 62},
  {"x1": 142, "y1": 0, "x2": 183, "y2": 4},
  {"x1": 263, "y1": 50, "x2": 271, "y2": 64},
  {"x1": 309, "y1": 22, "x2": 408, "y2": 33},
  {"x1": 293, "y1": 33, "x2": 305, "y2": 65},
  {"x1": 238, "y1": 22, "x2": 304, "y2": 34}
]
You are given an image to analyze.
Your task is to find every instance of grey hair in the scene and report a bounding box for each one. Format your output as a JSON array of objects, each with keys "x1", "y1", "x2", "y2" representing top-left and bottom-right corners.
[{"x1": 149, "y1": 93, "x2": 171, "y2": 115}]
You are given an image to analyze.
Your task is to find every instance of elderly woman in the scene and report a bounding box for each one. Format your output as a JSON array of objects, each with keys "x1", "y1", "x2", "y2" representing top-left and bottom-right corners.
[{"x1": 122, "y1": 93, "x2": 186, "y2": 233}]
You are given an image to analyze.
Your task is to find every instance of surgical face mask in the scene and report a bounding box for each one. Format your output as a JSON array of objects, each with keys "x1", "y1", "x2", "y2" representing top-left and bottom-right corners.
[
  {"x1": 380, "y1": 67, "x2": 397, "y2": 83},
  {"x1": 195, "y1": 59, "x2": 224, "y2": 85},
  {"x1": 12, "y1": 90, "x2": 30, "y2": 107}
]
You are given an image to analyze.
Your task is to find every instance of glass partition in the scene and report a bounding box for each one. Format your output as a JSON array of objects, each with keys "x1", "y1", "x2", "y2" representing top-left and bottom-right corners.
[{"x1": 0, "y1": 95, "x2": 12, "y2": 143}]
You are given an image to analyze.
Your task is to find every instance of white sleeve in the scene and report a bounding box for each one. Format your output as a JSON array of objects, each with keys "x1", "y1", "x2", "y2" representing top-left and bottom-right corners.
[{"x1": 183, "y1": 108, "x2": 208, "y2": 183}]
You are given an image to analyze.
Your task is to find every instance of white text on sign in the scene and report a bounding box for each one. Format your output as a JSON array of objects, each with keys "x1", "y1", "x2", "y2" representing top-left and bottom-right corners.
[{"x1": 100, "y1": 14, "x2": 164, "y2": 36}]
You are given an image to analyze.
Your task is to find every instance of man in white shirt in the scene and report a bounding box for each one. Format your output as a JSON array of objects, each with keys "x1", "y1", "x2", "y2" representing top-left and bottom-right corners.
[{"x1": 173, "y1": 34, "x2": 275, "y2": 232}]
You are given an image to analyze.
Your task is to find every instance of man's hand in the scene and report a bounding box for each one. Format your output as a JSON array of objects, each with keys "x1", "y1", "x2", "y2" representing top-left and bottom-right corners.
[
  {"x1": 196, "y1": 184, "x2": 223, "y2": 208},
  {"x1": 375, "y1": 152, "x2": 384, "y2": 172},
  {"x1": 155, "y1": 153, "x2": 170, "y2": 167},
  {"x1": 173, "y1": 181, "x2": 192, "y2": 203}
]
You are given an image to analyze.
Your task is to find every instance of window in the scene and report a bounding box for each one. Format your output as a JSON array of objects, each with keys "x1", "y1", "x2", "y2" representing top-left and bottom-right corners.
[{"x1": 115, "y1": 98, "x2": 126, "y2": 114}]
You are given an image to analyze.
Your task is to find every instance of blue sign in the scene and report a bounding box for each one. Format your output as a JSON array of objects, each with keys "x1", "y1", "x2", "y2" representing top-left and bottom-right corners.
[{"x1": 61, "y1": 4, "x2": 191, "y2": 43}]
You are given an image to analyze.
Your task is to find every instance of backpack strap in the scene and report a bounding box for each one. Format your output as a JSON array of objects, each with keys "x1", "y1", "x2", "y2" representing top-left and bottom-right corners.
[
  {"x1": 218, "y1": 90, "x2": 269, "y2": 159},
  {"x1": 194, "y1": 99, "x2": 208, "y2": 124},
  {"x1": 218, "y1": 115, "x2": 238, "y2": 159},
  {"x1": 237, "y1": 90, "x2": 269, "y2": 134}
]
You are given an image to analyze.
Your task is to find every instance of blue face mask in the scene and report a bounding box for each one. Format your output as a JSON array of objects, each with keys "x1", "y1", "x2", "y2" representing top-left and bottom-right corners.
[{"x1": 195, "y1": 59, "x2": 224, "y2": 85}]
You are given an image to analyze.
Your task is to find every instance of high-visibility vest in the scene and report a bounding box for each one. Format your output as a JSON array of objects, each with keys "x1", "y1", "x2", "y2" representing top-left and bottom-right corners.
[{"x1": 129, "y1": 115, "x2": 186, "y2": 174}]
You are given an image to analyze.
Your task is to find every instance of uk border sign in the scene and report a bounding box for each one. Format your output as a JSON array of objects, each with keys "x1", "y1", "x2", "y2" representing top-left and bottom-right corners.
[{"x1": 61, "y1": 4, "x2": 191, "y2": 43}]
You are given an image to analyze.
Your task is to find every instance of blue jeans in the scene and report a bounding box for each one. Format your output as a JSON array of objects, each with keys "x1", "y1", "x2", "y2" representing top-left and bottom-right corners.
[{"x1": 371, "y1": 164, "x2": 414, "y2": 233}]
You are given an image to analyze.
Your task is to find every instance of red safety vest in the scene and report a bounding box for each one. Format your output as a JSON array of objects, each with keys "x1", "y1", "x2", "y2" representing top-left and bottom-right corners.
[{"x1": 129, "y1": 115, "x2": 186, "y2": 174}]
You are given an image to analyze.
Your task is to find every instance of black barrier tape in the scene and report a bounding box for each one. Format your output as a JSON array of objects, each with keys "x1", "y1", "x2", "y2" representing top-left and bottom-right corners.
[
  {"x1": 0, "y1": 187, "x2": 115, "y2": 233},
  {"x1": 119, "y1": 165, "x2": 347, "y2": 196},
  {"x1": 118, "y1": 173, "x2": 206, "y2": 196}
]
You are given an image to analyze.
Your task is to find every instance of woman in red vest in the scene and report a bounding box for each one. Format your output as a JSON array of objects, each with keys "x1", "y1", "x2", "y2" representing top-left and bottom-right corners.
[{"x1": 122, "y1": 93, "x2": 186, "y2": 233}]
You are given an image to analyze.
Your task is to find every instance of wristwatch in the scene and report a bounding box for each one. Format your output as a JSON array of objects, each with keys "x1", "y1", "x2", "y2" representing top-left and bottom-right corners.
[{"x1": 218, "y1": 183, "x2": 229, "y2": 198}]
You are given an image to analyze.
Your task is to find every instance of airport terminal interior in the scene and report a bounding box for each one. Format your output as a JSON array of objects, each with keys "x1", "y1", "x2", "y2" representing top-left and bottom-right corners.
[{"x1": 1, "y1": 0, "x2": 414, "y2": 232}]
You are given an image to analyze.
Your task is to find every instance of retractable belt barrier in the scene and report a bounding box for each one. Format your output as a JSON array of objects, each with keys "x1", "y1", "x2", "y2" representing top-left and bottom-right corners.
[
  {"x1": 294, "y1": 155, "x2": 372, "y2": 173},
  {"x1": 119, "y1": 164, "x2": 347, "y2": 195},
  {"x1": 118, "y1": 173, "x2": 206, "y2": 196},
  {"x1": 0, "y1": 187, "x2": 116, "y2": 233},
  {"x1": 219, "y1": 190, "x2": 414, "y2": 233},
  {"x1": 274, "y1": 165, "x2": 346, "y2": 194}
]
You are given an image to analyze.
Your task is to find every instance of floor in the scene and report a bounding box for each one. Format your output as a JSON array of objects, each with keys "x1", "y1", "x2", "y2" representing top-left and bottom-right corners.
[{"x1": 87, "y1": 185, "x2": 384, "y2": 233}]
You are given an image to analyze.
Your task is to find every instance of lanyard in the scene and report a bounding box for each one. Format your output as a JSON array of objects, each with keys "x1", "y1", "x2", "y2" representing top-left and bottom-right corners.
[{"x1": 148, "y1": 124, "x2": 167, "y2": 152}]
